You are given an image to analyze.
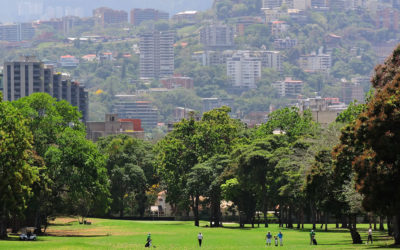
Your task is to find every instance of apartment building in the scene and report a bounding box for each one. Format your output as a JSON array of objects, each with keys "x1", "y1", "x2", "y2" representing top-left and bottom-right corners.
[
  {"x1": 3, "y1": 57, "x2": 88, "y2": 121},
  {"x1": 263, "y1": 0, "x2": 284, "y2": 9},
  {"x1": 93, "y1": 7, "x2": 128, "y2": 27},
  {"x1": 192, "y1": 50, "x2": 235, "y2": 66},
  {"x1": 257, "y1": 50, "x2": 282, "y2": 72},
  {"x1": 274, "y1": 37, "x2": 298, "y2": 50},
  {"x1": 86, "y1": 114, "x2": 144, "y2": 141},
  {"x1": 376, "y1": 7, "x2": 399, "y2": 31},
  {"x1": 139, "y1": 30, "x2": 175, "y2": 79},
  {"x1": 0, "y1": 23, "x2": 35, "y2": 42},
  {"x1": 299, "y1": 48, "x2": 331, "y2": 73},
  {"x1": 341, "y1": 79, "x2": 365, "y2": 104},
  {"x1": 130, "y1": 8, "x2": 169, "y2": 26},
  {"x1": 200, "y1": 23, "x2": 235, "y2": 49},
  {"x1": 172, "y1": 11, "x2": 198, "y2": 23},
  {"x1": 112, "y1": 95, "x2": 159, "y2": 129},
  {"x1": 272, "y1": 77, "x2": 303, "y2": 97},
  {"x1": 160, "y1": 75, "x2": 194, "y2": 89},
  {"x1": 227, "y1": 51, "x2": 261, "y2": 89}
]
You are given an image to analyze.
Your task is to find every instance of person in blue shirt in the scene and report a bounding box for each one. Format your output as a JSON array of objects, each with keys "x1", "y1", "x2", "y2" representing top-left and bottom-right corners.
[
  {"x1": 277, "y1": 231, "x2": 283, "y2": 246},
  {"x1": 265, "y1": 232, "x2": 272, "y2": 246}
]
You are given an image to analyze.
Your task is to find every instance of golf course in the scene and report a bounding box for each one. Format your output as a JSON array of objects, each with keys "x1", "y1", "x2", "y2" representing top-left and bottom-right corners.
[{"x1": 0, "y1": 218, "x2": 395, "y2": 249}]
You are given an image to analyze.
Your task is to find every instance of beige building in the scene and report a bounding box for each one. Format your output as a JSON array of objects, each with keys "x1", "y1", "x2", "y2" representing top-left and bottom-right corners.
[
  {"x1": 86, "y1": 114, "x2": 144, "y2": 141},
  {"x1": 298, "y1": 97, "x2": 347, "y2": 124}
]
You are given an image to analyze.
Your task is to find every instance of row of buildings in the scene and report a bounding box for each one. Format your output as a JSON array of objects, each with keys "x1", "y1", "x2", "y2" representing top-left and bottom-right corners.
[
  {"x1": 1, "y1": 56, "x2": 88, "y2": 121},
  {"x1": 93, "y1": 7, "x2": 199, "y2": 27}
]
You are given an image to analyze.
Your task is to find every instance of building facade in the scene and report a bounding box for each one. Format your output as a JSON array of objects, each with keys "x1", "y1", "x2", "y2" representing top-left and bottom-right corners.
[
  {"x1": 86, "y1": 114, "x2": 144, "y2": 141},
  {"x1": 200, "y1": 23, "x2": 235, "y2": 49},
  {"x1": 272, "y1": 77, "x2": 303, "y2": 97},
  {"x1": 93, "y1": 7, "x2": 128, "y2": 27},
  {"x1": 227, "y1": 51, "x2": 262, "y2": 89},
  {"x1": 3, "y1": 57, "x2": 88, "y2": 121},
  {"x1": 160, "y1": 75, "x2": 194, "y2": 89},
  {"x1": 113, "y1": 95, "x2": 159, "y2": 129},
  {"x1": 0, "y1": 23, "x2": 35, "y2": 42},
  {"x1": 130, "y1": 8, "x2": 169, "y2": 26},
  {"x1": 139, "y1": 30, "x2": 175, "y2": 79},
  {"x1": 299, "y1": 48, "x2": 331, "y2": 73}
]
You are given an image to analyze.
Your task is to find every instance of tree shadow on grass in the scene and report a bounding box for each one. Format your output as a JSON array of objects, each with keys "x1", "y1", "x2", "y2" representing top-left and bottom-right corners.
[
  {"x1": 218, "y1": 226, "x2": 251, "y2": 230},
  {"x1": 43, "y1": 234, "x2": 110, "y2": 237}
]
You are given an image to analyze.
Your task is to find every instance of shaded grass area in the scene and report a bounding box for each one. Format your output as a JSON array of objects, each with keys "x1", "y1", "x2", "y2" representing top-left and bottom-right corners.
[{"x1": 0, "y1": 218, "x2": 396, "y2": 249}]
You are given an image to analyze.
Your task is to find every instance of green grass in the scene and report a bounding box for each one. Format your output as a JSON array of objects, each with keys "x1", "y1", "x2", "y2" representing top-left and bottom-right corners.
[{"x1": 0, "y1": 218, "x2": 395, "y2": 249}]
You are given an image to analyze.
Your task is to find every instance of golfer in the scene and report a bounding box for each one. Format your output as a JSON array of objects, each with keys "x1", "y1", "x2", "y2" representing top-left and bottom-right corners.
[
  {"x1": 310, "y1": 230, "x2": 315, "y2": 245},
  {"x1": 198, "y1": 232, "x2": 203, "y2": 247},
  {"x1": 145, "y1": 233, "x2": 152, "y2": 248}
]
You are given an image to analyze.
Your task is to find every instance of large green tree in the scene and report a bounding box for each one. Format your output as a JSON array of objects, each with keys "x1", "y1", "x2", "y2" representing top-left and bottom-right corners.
[
  {"x1": 0, "y1": 99, "x2": 39, "y2": 238},
  {"x1": 335, "y1": 45, "x2": 400, "y2": 244}
]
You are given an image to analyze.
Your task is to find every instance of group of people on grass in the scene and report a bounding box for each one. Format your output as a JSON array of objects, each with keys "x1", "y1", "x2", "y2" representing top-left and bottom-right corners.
[
  {"x1": 265, "y1": 231, "x2": 283, "y2": 246},
  {"x1": 144, "y1": 227, "x2": 374, "y2": 248}
]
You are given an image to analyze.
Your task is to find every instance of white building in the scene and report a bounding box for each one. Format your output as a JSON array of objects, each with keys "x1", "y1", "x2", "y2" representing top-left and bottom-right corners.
[
  {"x1": 299, "y1": 48, "x2": 331, "y2": 73},
  {"x1": 272, "y1": 77, "x2": 303, "y2": 97},
  {"x1": 258, "y1": 50, "x2": 282, "y2": 72},
  {"x1": 227, "y1": 52, "x2": 261, "y2": 89}
]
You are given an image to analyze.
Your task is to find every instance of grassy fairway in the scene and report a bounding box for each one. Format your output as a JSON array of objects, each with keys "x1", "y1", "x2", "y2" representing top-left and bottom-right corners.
[{"x1": 0, "y1": 218, "x2": 395, "y2": 249}]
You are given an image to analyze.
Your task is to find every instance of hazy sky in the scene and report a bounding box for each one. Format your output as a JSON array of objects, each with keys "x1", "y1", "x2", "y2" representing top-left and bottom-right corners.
[{"x1": 0, "y1": 0, "x2": 214, "y2": 23}]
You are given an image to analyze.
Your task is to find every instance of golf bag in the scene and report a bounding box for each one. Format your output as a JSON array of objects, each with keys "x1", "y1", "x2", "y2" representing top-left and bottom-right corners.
[{"x1": 313, "y1": 238, "x2": 317, "y2": 245}]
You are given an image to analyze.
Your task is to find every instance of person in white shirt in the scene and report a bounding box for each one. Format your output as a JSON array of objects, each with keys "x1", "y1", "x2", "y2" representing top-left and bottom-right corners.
[
  {"x1": 367, "y1": 228, "x2": 373, "y2": 244},
  {"x1": 198, "y1": 232, "x2": 203, "y2": 247}
]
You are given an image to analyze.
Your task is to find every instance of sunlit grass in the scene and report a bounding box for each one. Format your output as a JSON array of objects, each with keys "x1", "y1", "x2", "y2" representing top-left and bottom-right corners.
[{"x1": 0, "y1": 217, "x2": 395, "y2": 249}]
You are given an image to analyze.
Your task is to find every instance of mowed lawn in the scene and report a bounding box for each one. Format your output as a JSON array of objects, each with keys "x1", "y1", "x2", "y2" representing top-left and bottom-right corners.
[{"x1": 0, "y1": 218, "x2": 395, "y2": 249}]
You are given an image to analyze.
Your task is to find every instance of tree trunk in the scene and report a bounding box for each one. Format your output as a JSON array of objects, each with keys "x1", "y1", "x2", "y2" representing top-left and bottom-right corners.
[
  {"x1": 120, "y1": 194, "x2": 124, "y2": 218},
  {"x1": 388, "y1": 217, "x2": 393, "y2": 236},
  {"x1": 379, "y1": 216, "x2": 385, "y2": 231},
  {"x1": 264, "y1": 210, "x2": 268, "y2": 228},
  {"x1": 336, "y1": 215, "x2": 339, "y2": 228},
  {"x1": 353, "y1": 214, "x2": 357, "y2": 229},
  {"x1": 288, "y1": 206, "x2": 293, "y2": 228},
  {"x1": 341, "y1": 214, "x2": 348, "y2": 228},
  {"x1": 373, "y1": 215, "x2": 377, "y2": 230},
  {"x1": 325, "y1": 212, "x2": 328, "y2": 231},
  {"x1": 393, "y1": 215, "x2": 400, "y2": 245},
  {"x1": 0, "y1": 203, "x2": 7, "y2": 239},
  {"x1": 311, "y1": 205, "x2": 316, "y2": 230},
  {"x1": 194, "y1": 195, "x2": 199, "y2": 227}
]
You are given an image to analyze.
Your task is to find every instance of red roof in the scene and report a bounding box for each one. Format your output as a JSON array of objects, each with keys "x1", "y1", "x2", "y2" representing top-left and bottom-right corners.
[{"x1": 61, "y1": 55, "x2": 75, "y2": 58}]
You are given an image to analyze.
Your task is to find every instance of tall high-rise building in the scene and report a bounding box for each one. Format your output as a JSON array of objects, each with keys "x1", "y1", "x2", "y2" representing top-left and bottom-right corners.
[
  {"x1": 3, "y1": 57, "x2": 88, "y2": 121},
  {"x1": 93, "y1": 7, "x2": 128, "y2": 27},
  {"x1": 139, "y1": 30, "x2": 175, "y2": 79},
  {"x1": 130, "y1": 8, "x2": 169, "y2": 26},
  {"x1": 200, "y1": 24, "x2": 235, "y2": 49}
]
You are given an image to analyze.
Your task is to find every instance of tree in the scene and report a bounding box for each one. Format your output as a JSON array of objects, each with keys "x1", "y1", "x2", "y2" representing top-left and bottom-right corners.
[
  {"x1": 335, "y1": 45, "x2": 400, "y2": 244},
  {"x1": 254, "y1": 107, "x2": 317, "y2": 140},
  {"x1": 0, "y1": 100, "x2": 39, "y2": 238},
  {"x1": 12, "y1": 93, "x2": 85, "y2": 232},
  {"x1": 233, "y1": 136, "x2": 287, "y2": 227},
  {"x1": 45, "y1": 128, "x2": 110, "y2": 222},
  {"x1": 156, "y1": 107, "x2": 243, "y2": 226},
  {"x1": 97, "y1": 135, "x2": 154, "y2": 217}
]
